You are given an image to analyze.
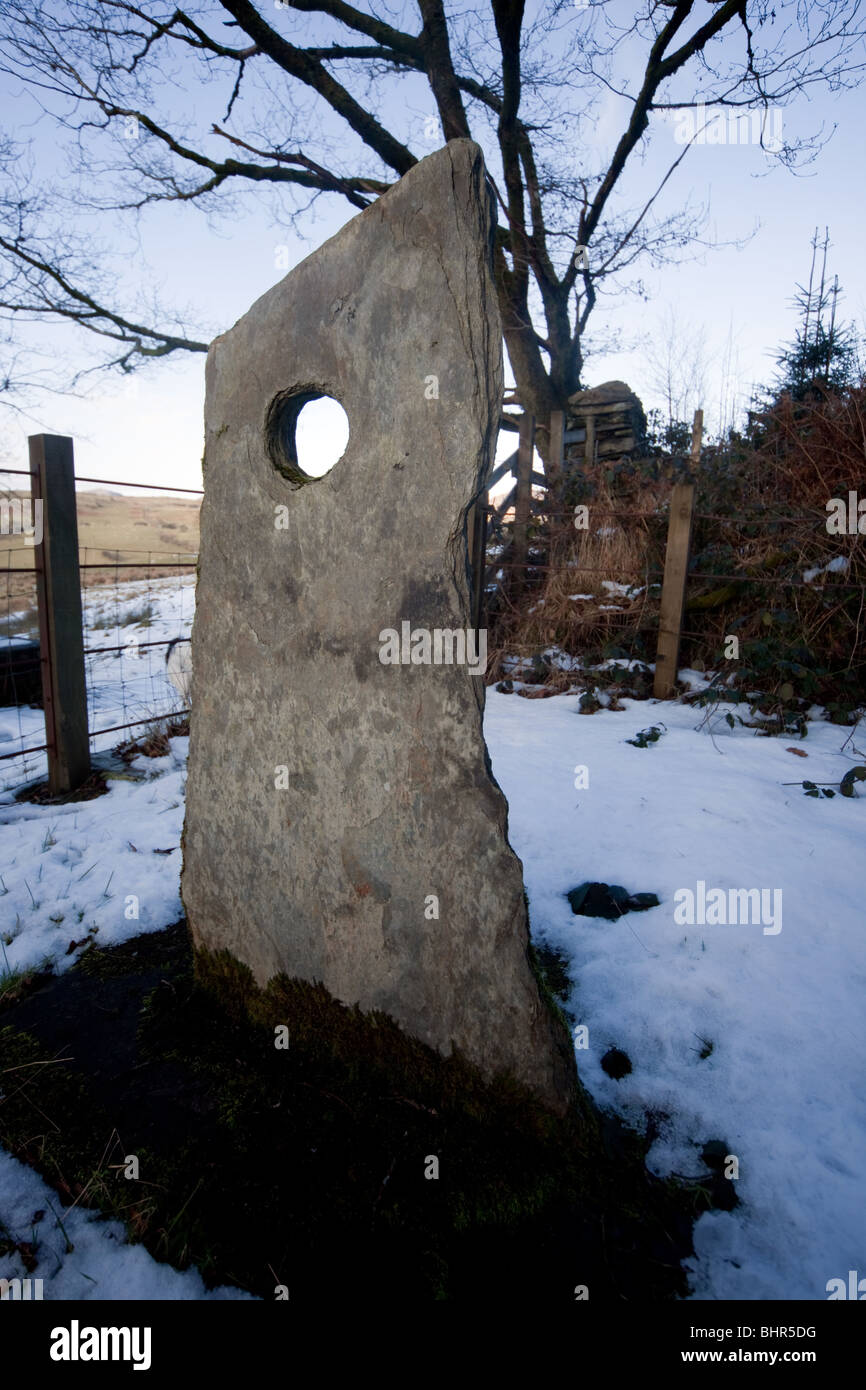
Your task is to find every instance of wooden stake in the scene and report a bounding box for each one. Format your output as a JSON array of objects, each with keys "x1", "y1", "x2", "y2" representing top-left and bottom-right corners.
[
  {"x1": 653, "y1": 410, "x2": 703, "y2": 700},
  {"x1": 547, "y1": 409, "x2": 564, "y2": 493},
  {"x1": 512, "y1": 412, "x2": 534, "y2": 596},
  {"x1": 29, "y1": 435, "x2": 91, "y2": 793}
]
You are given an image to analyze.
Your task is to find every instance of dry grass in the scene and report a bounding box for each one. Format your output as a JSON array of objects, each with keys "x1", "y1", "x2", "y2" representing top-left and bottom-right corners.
[
  {"x1": 116, "y1": 718, "x2": 190, "y2": 761},
  {"x1": 487, "y1": 387, "x2": 866, "y2": 715},
  {"x1": 487, "y1": 482, "x2": 667, "y2": 682},
  {"x1": 16, "y1": 769, "x2": 110, "y2": 805}
]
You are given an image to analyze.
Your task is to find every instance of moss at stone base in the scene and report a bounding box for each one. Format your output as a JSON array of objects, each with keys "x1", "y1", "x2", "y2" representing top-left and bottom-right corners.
[
  {"x1": 190, "y1": 940, "x2": 694, "y2": 1296},
  {"x1": 0, "y1": 923, "x2": 701, "y2": 1301},
  {"x1": 194, "y1": 886, "x2": 585, "y2": 1123},
  {"x1": 530, "y1": 941, "x2": 574, "y2": 1008},
  {"x1": 194, "y1": 941, "x2": 590, "y2": 1137}
]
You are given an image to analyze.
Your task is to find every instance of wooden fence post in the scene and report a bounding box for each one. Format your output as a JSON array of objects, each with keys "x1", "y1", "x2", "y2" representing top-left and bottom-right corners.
[
  {"x1": 29, "y1": 435, "x2": 91, "y2": 794},
  {"x1": 653, "y1": 409, "x2": 703, "y2": 700},
  {"x1": 512, "y1": 412, "x2": 534, "y2": 596},
  {"x1": 584, "y1": 414, "x2": 596, "y2": 470}
]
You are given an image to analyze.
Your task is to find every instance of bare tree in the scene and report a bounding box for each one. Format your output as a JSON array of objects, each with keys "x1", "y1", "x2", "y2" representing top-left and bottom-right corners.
[
  {"x1": 643, "y1": 304, "x2": 711, "y2": 443},
  {"x1": 0, "y1": 0, "x2": 863, "y2": 472}
]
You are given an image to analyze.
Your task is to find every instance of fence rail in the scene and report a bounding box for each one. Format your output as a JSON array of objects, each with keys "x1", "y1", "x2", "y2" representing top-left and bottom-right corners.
[{"x1": 0, "y1": 466, "x2": 203, "y2": 495}]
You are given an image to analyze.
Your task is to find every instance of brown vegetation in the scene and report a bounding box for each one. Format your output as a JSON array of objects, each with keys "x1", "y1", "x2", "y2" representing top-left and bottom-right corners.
[{"x1": 488, "y1": 386, "x2": 866, "y2": 720}]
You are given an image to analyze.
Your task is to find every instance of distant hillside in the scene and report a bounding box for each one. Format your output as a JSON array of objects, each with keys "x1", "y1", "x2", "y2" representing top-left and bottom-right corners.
[
  {"x1": 1, "y1": 488, "x2": 200, "y2": 627},
  {"x1": 74, "y1": 488, "x2": 200, "y2": 567}
]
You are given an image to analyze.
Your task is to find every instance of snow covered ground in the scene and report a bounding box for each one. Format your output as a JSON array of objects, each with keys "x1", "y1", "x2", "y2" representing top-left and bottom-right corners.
[
  {"x1": 0, "y1": 575, "x2": 194, "y2": 976},
  {"x1": 0, "y1": 577, "x2": 210, "y2": 1300},
  {"x1": 0, "y1": 1150, "x2": 252, "y2": 1300},
  {"x1": 1, "y1": 575, "x2": 865, "y2": 1300},
  {"x1": 0, "y1": 737, "x2": 187, "y2": 973},
  {"x1": 486, "y1": 687, "x2": 866, "y2": 1301},
  {"x1": 0, "y1": 573, "x2": 194, "y2": 796}
]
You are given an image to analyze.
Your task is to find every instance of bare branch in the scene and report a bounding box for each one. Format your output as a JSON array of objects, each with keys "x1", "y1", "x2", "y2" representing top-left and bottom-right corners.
[{"x1": 218, "y1": 0, "x2": 417, "y2": 176}]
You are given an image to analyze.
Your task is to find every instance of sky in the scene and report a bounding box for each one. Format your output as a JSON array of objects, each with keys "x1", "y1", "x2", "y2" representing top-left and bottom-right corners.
[{"x1": 0, "y1": 0, "x2": 864, "y2": 493}]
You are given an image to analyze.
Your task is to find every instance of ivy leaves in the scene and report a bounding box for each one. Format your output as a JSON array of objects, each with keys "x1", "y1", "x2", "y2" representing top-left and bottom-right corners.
[{"x1": 801, "y1": 766, "x2": 866, "y2": 799}]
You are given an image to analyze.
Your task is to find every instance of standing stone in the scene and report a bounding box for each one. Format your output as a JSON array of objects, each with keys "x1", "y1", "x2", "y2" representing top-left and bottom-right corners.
[{"x1": 182, "y1": 140, "x2": 575, "y2": 1112}]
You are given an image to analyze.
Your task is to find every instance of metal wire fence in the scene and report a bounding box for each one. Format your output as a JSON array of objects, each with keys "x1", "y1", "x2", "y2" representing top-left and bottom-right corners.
[
  {"x1": 3, "y1": 426, "x2": 863, "y2": 789},
  {"x1": 0, "y1": 462, "x2": 201, "y2": 795}
]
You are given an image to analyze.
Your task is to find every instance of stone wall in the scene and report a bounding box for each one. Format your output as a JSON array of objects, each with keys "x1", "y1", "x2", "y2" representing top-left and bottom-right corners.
[{"x1": 565, "y1": 380, "x2": 647, "y2": 474}]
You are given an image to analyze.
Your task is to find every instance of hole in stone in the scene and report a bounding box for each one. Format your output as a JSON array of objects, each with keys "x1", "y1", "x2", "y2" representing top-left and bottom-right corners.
[{"x1": 266, "y1": 390, "x2": 349, "y2": 485}]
